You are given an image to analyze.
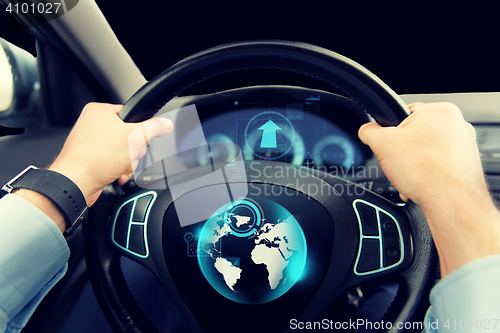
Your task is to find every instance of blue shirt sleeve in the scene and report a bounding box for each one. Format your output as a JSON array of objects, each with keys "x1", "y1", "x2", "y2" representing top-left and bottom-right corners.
[
  {"x1": 0, "y1": 194, "x2": 70, "y2": 333},
  {"x1": 424, "y1": 254, "x2": 500, "y2": 333}
]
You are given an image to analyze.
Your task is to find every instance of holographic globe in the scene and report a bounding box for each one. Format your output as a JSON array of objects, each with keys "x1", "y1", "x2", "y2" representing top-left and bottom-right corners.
[{"x1": 197, "y1": 198, "x2": 307, "y2": 304}]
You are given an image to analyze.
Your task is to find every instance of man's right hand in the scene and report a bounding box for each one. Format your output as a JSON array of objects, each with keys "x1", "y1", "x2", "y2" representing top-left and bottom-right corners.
[{"x1": 358, "y1": 102, "x2": 500, "y2": 277}]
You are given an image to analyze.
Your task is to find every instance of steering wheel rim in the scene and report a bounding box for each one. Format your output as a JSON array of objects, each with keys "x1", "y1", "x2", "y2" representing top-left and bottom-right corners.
[
  {"x1": 118, "y1": 40, "x2": 409, "y2": 125},
  {"x1": 84, "y1": 40, "x2": 438, "y2": 333}
]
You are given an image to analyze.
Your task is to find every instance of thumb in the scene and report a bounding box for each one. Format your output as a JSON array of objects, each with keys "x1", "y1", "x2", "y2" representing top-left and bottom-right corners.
[
  {"x1": 127, "y1": 117, "x2": 173, "y2": 161},
  {"x1": 358, "y1": 122, "x2": 384, "y2": 146},
  {"x1": 141, "y1": 116, "x2": 174, "y2": 142}
]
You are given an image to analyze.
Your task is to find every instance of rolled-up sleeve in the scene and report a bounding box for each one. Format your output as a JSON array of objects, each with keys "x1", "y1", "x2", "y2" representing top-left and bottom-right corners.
[
  {"x1": 0, "y1": 194, "x2": 69, "y2": 333},
  {"x1": 424, "y1": 254, "x2": 500, "y2": 332}
]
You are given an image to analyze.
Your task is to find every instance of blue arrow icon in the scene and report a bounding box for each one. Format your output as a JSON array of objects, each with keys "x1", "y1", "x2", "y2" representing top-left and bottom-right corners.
[{"x1": 258, "y1": 120, "x2": 281, "y2": 148}]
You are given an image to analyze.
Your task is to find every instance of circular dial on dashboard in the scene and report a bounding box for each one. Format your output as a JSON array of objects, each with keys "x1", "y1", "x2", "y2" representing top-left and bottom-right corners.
[{"x1": 312, "y1": 135, "x2": 355, "y2": 168}]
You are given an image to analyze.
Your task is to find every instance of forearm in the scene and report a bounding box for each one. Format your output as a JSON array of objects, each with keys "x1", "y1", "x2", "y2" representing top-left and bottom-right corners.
[{"x1": 422, "y1": 187, "x2": 500, "y2": 278}]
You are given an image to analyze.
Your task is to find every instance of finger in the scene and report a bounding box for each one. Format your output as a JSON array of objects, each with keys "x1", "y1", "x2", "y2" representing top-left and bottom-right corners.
[
  {"x1": 140, "y1": 117, "x2": 174, "y2": 143},
  {"x1": 407, "y1": 102, "x2": 424, "y2": 113},
  {"x1": 117, "y1": 159, "x2": 139, "y2": 185},
  {"x1": 131, "y1": 158, "x2": 139, "y2": 172},
  {"x1": 127, "y1": 117, "x2": 173, "y2": 161},
  {"x1": 118, "y1": 173, "x2": 132, "y2": 185},
  {"x1": 399, "y1": 193, "x2": 410, "y2": 203},
  {"x1": 358, "y1": 122, "x2": 384, "y2": 146},
  {"x1": 137, "y1": 144, "x2": 148, "y2": 160},
  {"x1": 110, "y1": 104, "x2": 124, "y2": 115}
]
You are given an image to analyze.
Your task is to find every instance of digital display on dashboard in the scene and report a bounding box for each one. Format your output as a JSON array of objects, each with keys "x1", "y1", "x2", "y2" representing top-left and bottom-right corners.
[{"x1": 179, "y1": 95, "x2": 364, "y2": 170}]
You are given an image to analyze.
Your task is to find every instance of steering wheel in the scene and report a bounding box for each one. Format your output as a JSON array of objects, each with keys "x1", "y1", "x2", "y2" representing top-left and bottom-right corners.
[{"x1": 83, "y1": 41, "x2": 438, "y2": 333}]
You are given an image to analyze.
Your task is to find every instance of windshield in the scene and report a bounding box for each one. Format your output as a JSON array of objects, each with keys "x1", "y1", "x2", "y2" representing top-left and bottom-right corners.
[
  {"x1": 1, "y1": 2, "x2": 498, "y2": 95},
  {"x1": 94, "y1": 2, "x2": 499, "y2": 95}
]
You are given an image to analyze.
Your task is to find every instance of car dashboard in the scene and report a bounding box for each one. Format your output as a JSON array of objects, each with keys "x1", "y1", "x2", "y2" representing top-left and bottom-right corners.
[{"x1": 140, "y1": 86, "x2": 500, "y2": 207}]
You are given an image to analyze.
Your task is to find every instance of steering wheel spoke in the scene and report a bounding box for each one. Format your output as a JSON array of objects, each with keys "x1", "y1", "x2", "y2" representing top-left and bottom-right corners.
[
  {"x1": 337, "y1": 180, "x2": 415, "y2": 281},
  {"x1": 281, "y1": 170, "x2": 415, "y2": 291}
]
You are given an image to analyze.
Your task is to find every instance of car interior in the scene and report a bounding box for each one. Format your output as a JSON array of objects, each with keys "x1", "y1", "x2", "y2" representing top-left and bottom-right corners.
[{"x1": 1, "y1": 2, "x2": 499, "y2": 333}]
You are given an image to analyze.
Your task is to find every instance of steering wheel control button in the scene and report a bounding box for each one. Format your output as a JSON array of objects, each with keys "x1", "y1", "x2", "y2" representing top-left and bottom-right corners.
[
  {"x1": 356, "y1": 239, "x2": 381, "y2": 273},
  {"x1": 380, "y1": 212, "x2": 402, "y2": 267},
  {"x1": 111, "y1": 191, "x2": 157, "y2": 258},
  {"x1": 353, "y1": 199, "x2": 404, "y2": 275},
  {"x1": 128, "y1": 225, "x2": 146, "y2": 255},
  {"x1": 371, "y1": 181, "x2": 385, "y2": 195},
  {"x1": 386, "y1": 247, "x2": 398, "y2": 257},
  {"x1": 387, "y1": 248, "x2": 398, "y2": 256},
  {"x1": 113, "y1": 202, "x2": 133, "y2": 248},
  {"x1": 132, "y1": 194, "x2": 153, "y2": 222},
  {"x1": 382, "y1": 220, "x2": 394, "y2": 232},
  {"x1": 354, "y1": 201, "x2": 379, "y2": 236}
]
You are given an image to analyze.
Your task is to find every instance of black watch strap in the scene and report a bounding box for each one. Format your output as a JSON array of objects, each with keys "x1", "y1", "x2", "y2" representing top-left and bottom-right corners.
[{"x1": 1, "y1": 165, "x2": 88, "y2": 236}]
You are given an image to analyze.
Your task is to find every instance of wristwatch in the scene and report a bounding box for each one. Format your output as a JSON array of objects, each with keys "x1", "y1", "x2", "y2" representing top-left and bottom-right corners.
[{"x1": 1, "y1": 165, "x2": 88, "y2": 236}]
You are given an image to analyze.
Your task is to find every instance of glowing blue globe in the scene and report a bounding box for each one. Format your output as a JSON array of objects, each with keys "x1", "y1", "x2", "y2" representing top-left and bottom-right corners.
[{"x1": 197, "y1": 198, "x2": 307, "y2": 304}]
